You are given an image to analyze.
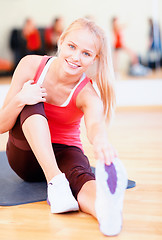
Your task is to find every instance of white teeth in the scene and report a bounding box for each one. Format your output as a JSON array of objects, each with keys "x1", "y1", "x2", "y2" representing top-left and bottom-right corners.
[
  {"x1": 69, "y1": 62, "x2": 77, "y2": 67},
  {"x1": 66, "y1": 60, "x2": 79, "y2": 68}
]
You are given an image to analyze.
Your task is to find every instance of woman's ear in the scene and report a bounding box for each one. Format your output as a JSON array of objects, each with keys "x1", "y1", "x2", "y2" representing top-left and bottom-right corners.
[
  {"x1": 95, "y1": 54, "x2": 99, "y2": 61},
  {"x1": 92, "y1": 54, "x2": 99, "y2": 64}
]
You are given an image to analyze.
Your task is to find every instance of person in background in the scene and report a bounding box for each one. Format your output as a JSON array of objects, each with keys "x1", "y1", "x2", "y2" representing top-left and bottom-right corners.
[
  {"x1": 22, "y1": 18, "x2": 42, "y2": 55},
  {"x1": 111, "y1": 17, "x2": 138, "y2": 73},
  {"x1": 45, "y1": 17, "x2": 64, "y2": 54},
  {"x1": 112, "y1": 17, "x2": 150, "y2": 77},
  {"x1": 147, "y1": 18, "x2": 162, "y2": 69}
]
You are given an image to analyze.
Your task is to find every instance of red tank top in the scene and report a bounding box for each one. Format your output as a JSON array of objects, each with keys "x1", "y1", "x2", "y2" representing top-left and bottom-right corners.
[
  {"x1": 34, "y1": 56, "x2": 91, "y2": 150},
  {"x1": 114, "y1": 30, "x2": 123, "y2": 49}
]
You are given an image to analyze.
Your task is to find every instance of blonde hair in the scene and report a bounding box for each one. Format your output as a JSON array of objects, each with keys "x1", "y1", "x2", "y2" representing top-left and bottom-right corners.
[{"x1": 58, "y1": 18, "x2": 116, "y2": 121}]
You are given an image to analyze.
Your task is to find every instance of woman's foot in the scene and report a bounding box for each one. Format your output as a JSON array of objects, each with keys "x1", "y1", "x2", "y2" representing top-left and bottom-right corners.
[
  {"x1": 47, "y1": 173, "x2": 79, "y2": 213},
  {"x1": 95, "y1": 158, "x2": 128, "y2": 236}
]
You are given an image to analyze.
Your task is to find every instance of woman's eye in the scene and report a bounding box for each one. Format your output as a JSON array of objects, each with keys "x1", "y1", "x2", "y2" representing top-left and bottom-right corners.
[
  {"x1": 69, "y1": 44, "x2": 75, "y2": 49},
  {"x1": 83, "y1": 52, "x2": 90, "y2": 56}
]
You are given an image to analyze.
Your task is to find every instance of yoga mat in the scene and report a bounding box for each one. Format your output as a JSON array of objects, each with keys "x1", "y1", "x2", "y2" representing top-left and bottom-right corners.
[
  {"x1": 0, "y1": 151, "x2": 47, "y2": 206},
  {"x1": 0, "y1": 151, "x2": 135, "y2": 206}
]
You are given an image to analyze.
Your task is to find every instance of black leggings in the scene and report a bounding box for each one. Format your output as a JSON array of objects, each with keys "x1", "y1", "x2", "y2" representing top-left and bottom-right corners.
[{"x1": 6, "y1": 103, "x2": 95, "y2": 199}]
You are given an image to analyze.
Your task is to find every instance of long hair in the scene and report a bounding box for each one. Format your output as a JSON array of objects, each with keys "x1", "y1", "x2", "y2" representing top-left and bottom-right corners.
[{"x1": 58, "y1": 18, "x2": 116, "y2": 121}]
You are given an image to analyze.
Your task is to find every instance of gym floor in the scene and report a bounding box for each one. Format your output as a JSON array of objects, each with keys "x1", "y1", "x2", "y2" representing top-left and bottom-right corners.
[{"x1": 0, "y1": 75, "x2": 162, "y2": 240}]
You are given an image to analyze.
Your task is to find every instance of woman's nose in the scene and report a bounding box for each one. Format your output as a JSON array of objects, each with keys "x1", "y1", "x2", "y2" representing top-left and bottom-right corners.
[{"x1": 72, "y1": 50, "x2": 81, "y2": 61}]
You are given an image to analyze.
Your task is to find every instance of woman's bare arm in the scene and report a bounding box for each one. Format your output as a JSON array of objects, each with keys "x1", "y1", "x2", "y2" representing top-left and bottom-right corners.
[
  {"x1": 0, "y1": 55, "x2": 46, "y2": 133},
  {"x1": 77, "y1": 85, "x2": 117, "y2": 165}
]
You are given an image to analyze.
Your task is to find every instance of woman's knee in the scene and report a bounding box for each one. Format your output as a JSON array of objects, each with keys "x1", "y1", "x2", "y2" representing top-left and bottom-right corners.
[{"x1": 20, "y1": 102, "x2": 47, "y2": 126}]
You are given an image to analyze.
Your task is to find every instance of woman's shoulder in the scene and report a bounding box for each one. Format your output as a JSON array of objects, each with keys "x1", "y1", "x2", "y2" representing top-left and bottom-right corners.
[
  {"x1": 80, "y1": 77, "x2": 100, "y2": 98},
  {"x1": 13, "y1": 55, "x2": 43, "y2": 82},
  {"x1": 76, "y1": 78, "x2": 102, "y2": 110},
  {"x1": 20, "y1": 55, "x2": 43, "y2": 73},
  {"x1": 20, "y1": 54, "x2": 42, "y2": 63},
  {"x1": 9, "y1": 55, "x2": 44, "y2": 89}
]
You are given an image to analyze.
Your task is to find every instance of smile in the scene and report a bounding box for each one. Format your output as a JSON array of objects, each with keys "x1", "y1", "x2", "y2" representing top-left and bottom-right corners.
[{"x1": 65, "y1": 59, "x2": 81, "y2": 69}]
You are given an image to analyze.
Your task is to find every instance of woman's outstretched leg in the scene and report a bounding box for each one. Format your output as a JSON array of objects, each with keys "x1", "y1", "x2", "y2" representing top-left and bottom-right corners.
[{"x1": 77, "y1": 158, "x2": 128, "y2": 236}]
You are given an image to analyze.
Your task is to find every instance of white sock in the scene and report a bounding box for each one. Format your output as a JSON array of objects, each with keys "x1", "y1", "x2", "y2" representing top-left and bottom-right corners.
[
  {"x1": 95, "y1": 158, "x2": 128, "y2": 236},
  {"x1": 47, "y1": 173, "x2": 79, "y2": 213}
]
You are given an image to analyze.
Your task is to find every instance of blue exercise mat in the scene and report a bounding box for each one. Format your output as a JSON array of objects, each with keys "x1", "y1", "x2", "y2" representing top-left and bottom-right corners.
[
  {"x1": 0, "y1": 151, "x2": 47, "y2": 206},
  {"x1": 0, "y1": 151, "x2": 135, "y2": 206}
]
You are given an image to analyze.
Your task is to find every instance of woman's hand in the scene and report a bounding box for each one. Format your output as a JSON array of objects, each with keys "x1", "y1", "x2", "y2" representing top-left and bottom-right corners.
[
  {"x1": 17, "y1": 80, "x2": 47, "y2": 106},
  {"x1": 92, "y1": 132, "x2": 118, "y2": 165}
]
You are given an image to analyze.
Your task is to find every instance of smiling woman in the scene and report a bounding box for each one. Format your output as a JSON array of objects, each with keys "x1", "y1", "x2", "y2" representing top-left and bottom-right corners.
[
  {"x1": 57, "y1": 28, "x2": 98, "y2": 77},
  {"x1": 57, "y1": 18, "x2": 115, "y2": 118},
  {"x1": 0, "y1": 18, "x2": 127, "y2": 237}
]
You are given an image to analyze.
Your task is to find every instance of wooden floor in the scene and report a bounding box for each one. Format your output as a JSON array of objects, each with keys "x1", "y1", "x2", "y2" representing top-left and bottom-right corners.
[{"x1": 0, "y1": 106, "x2": 162, "y2": 240}]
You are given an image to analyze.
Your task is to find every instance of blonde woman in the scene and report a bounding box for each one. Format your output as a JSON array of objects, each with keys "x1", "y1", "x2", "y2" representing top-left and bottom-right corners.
[{"x1": 0, "y1": 18, "x2": 127, "y2": 236}]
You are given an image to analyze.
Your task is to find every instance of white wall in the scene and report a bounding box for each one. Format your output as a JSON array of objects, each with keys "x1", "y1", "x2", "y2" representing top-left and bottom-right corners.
[{"x1": 0, "y1": 0, "x2": 162, "y2": 63}]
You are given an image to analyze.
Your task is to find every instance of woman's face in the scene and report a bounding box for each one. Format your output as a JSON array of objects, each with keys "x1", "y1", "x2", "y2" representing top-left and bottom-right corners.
[{"x1": 58, "y1": 28, "x2": 99, "y2": 77}]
